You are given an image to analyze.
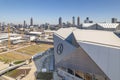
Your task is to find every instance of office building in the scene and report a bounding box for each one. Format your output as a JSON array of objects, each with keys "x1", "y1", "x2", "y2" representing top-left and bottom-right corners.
[
  {"x1": 0, "y1": 23, "x2": 1, "y2": 31},
  {"x1": 59, "y1": 17, "x2": 62, "y2": 27},
  {"x1": 24, "y1": 20, "x2": 26, "y2": 27},
  {"x1": 77, "y1": 16, "x2": 80, "y2": 26},
  {"x1": 30, "y1": 17, "x2": 33, "y2": 26},
  {"x1": 111, "y1": 18, "x2": 117, "y2": 23},
  {"x1": 72, "y1": 16, "x2": 75, "y2": 25},
  {"x1": 84, "y1": 17, "x2": 93, "y2": 23}
]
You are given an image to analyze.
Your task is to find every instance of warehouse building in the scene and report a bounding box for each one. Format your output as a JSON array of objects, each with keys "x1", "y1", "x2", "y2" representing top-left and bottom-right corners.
[{"x1": 0, "y1": 33, "x2": 22, "y2": 43}]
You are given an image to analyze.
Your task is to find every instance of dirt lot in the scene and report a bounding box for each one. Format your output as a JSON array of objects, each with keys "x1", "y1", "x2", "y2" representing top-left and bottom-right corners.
[
  {"x1": 0, "y1": 62, "x2": 9, "y2": 70},
  {"x1": 16, "y1": 43, "x2": 53, "y2": 55},
  {"x1": 0, "y1": 52, "x2": 30, "y2": 63},
  {"x1": 0, "y1": 43, "x2": 53, "y2": 63}
]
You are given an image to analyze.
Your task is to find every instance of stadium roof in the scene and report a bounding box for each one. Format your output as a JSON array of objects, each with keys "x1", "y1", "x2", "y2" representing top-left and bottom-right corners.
[
  {"x1": 55, "y1": 28, "x2": 120, "y2": 48},
  {"x1": 82, "y1": 23, "x2": 119, "y2": 28},
  {"x1": 97, "y1": 23, "x2": 119, "y2": 28},
  {"x1": 55, "y1": 27, "x2": 76, "y2": 39}
]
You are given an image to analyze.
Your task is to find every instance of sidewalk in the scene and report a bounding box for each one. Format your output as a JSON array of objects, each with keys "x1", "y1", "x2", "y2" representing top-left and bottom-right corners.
[
  {"x1": 1, "y1": 75, "x2": 15, "y2": 80},
  {"x1": 0, "y1": 62, "x2": 9, "y2": 70},
  {"x1": 22, "y1": 62, "x2": 37, "y2": 80}
]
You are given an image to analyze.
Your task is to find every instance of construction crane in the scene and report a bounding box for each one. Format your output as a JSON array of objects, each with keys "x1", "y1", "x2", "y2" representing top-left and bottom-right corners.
[{"x1": 7, "y1": 24, "x2": 11, "y2": 49}]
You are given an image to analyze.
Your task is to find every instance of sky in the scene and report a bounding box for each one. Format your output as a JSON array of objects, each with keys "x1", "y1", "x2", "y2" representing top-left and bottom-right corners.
[{"x1": 0, "y1": 0, "x2": 120, "y2": 25}]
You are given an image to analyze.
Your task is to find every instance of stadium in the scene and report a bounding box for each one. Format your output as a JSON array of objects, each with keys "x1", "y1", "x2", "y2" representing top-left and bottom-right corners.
[{"x1": 53, "y1": 28, "x2": 120, "y2": 80}]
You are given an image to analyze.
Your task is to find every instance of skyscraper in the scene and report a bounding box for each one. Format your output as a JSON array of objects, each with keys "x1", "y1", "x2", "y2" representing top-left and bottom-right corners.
[
  {"x1": 59, "y1": 17, "x2": 62, "y2": 27},
  {"x1": 24, "y1": 20, "x2": 26, "y2": 27},
  {"x1": 30, "y1": 17, "x2": 33, "y2": 26},
  {"x1": 111, "y1": 18, "x2": 117, "y2": 23},
  {"x1": 0, "y1": 22, "x2": 1, "y2": 31},
  {"x1": 0, "y1": 23, "x2": 1, "y2": 26},
  {"x1": 77, "y1": 16, "x2": 80, "y2": 26},
  {"x1": 72, "y1": 16, "x2": 75, "y2": 25},
  {"x1": 84, "y1": 17, "x2": 89, "y2": 23},
  {"x1": 84, "y1": 17, "x2": 93, "y2": 23}
]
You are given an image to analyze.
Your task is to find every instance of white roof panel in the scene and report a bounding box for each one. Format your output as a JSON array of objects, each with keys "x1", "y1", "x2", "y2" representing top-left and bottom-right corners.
[
  {"x1": 55, "y1": 28, "x2": 120, "y2": 48},
  {"x1": 82, "y1": 23, "x2": 95, "y2": 28},
  {"x1": 55, "y1": 27, "x2": 76, "y2": 39},
  {"x1": 97, "y1": 23, "x2": 119, "y2": 28},
  {"x1": 82, "y1": 23, "x2": 119, "y2": 28},
  {"x1": 73, "y1": 29, "x2": 120, "y2": 48},
  {"x1": 29, "y1": 32, "x2": 42, "y2": 35}
]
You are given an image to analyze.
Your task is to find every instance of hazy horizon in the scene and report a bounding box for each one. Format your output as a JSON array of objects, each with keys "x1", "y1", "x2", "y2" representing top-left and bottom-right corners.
[{"x1": 0, "y1": 0, "x2": 120, "y2": 24}]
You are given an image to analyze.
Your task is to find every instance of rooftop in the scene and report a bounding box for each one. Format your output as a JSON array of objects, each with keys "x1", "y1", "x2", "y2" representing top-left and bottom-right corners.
[
  {"x1": 82, "y1": 23, "x2": 119, "y2": 28},
  {"x1": 55, "y1": 28, "x2": 120, "y2": 48},
  {"x1": 0, "y1": 33, "x2": 20, "y2": 39}
]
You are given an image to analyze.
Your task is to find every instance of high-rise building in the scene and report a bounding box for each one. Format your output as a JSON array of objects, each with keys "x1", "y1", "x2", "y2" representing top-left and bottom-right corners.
[
  {"x1": 24, "y1": 20, "x2": 26, "y2": 27},
  {"x1": 72, "y1": 16, "x2": 75, "y2": 25},
  {"x1": 84, "y1": 17, "x2": 93, "y2": 23},
  {"x1": 0, "y1": 22, "x2": 1, "y2": 31},
  {"x1": 77, "y1": 16, "x2": 80, "y2": 26},
  {"x1": 30, "y1": 17, "x2": 33, "y2": 26},
  {"x1": 59, "y1": 17, "x2": 62, "y2": 26},
  {"x1": 111, "y1": 18, "x2": 117, "y2": 23},
  {"x1": 0, "y1": 22, "x2": 2, "y2": 27},
  {"x1": 86, "y1": 17, "x2": 89, "y2": 20},
  {"x1": 84, "y1": 17, "x2": 89, "y2": 23}
]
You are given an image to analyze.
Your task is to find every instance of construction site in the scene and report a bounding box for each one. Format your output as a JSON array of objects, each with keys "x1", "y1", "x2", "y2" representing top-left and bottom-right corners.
[{"x1": 0, "y1": 25, "x2": 54, "y2": 80}]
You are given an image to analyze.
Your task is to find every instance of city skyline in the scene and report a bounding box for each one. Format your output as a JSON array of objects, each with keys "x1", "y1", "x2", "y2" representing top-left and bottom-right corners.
[{"x1": 0, "y1": 0, "x2": 120, "y2": 24}]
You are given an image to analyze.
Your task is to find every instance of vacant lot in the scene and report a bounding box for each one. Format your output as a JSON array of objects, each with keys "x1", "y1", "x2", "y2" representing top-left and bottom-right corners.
[
  {"x1": 16, "y1": 44, "x2": 53, "y2": 55},
  {"x1": 5, "y1": 69, "x2": 31, "y2": 79},
  {"x1": 0, "y1": 44, "x2": 53, "y2": 63},
  {"x1": 0, "y1": 52, "x2": 30, "y2": 63},
  {"x1": 36, "y1": 72, "x2": 53, "y2": 80}
]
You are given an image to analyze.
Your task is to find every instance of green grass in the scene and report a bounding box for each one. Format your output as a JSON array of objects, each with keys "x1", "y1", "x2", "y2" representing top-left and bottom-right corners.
[
  {"x1": 5, "y1": 69, "x2": 31, "y2": 78},
  {"x1": 13, "y1": 60, "x2": 25, "y2": 64},
  {"x1": 36, "y1": 72, "x2": 53, "y2": 80},
  {"x1": 16, "y1": 44, "x2": 53, "y2": 55},
  {"x1": 5, "y1": 69, "x2": 18, "y2": 77},
  {"x1": 0, "y1": 52, "x2": 30, "y2": 63},
  {"x1": 0, "y1": 44, "x2": 53, "y2": 63}
]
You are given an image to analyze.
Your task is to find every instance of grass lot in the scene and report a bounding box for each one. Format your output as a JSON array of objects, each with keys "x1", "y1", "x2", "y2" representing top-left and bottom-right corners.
[
  {"x1": 13, "y1": 60, "x2": 25, "y2": 64},
  {"x1": 5, "y1": 69, "x2": 31, "y2": 79},
  {"x1": 36, "y1": 72, "x2": 53, "y2": 80},
  {"x1": 16, "y1": 44, "x2": 53, "y2": 55},
  {"x1": 0, "y1": 44, "x2": 53, "y2": 63},
  {"x1": 0, "y1": 52, "x2": 30, "y2": 63}
]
